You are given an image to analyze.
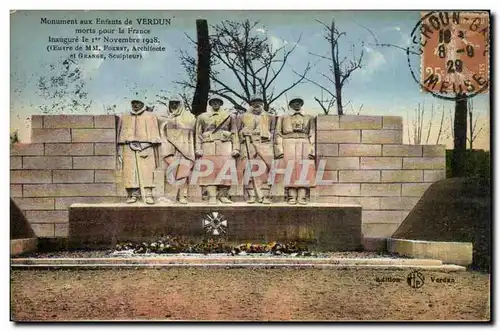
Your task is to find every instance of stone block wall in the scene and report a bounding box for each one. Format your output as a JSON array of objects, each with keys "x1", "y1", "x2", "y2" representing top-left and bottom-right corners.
[
  {"x1": 10, "y1": 115, "x2": 119, "y2": 238},
  {"x1": 315, "y1": 115, "x2": 446, "y2": 237},
  {"x1": 10, "y1": 114, "x2": 446, "y2": 240}
]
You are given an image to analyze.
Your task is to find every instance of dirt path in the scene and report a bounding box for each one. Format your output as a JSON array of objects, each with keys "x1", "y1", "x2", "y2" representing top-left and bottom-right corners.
[{"x1": 11, "y1": 268, "x2": 490, "y2": 321}]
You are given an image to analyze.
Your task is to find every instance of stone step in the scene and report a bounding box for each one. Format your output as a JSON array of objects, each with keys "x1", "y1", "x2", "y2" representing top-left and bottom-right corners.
[
  {"x1": 10, "y1": 238, "x2": 37, "y2": 257},
  {"x1": 387, "y1": 238, "x2": 473, "y2": 266},
  {"x1": 11, "y1": 256, "x2": 444, "y2": 266},
  {"x1": 10, "y1": 262, "x2": 465, "y2": 272}
]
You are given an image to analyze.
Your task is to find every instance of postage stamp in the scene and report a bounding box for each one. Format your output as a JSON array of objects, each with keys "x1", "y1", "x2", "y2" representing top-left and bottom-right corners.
[{"x1": 409, "y1": 11, "x2": 490, "y2": 100}]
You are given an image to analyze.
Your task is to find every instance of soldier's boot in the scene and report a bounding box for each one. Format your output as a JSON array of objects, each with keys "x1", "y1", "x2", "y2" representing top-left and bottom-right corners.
[
  {"x1": 261, "y1": 187, "x2": 271, "y2": 205},
  {"x1": 178, "y1": 185, "x2": 188, "y2": 204},
  {"x1": 207, "y1": 186, "x2": 218, "y2": 205},
  {"x1": 288, "y1": 188, "x2": 298, "y2": 205},
  {"x1": 218, "y1": 187, "x2": 233, "y2": 204},
  {"x1": 126, "y1": 188, "x2": 139, "y2": 204},
  {"x1": 246, "y1": 188, "x2": 257, "y2": 204},
  {"x1": 298, "y1": 188, "x2": 307, "y2": 205},
  {"x1": 144, "y1": 187, "x2": 155, "y2": 205}
]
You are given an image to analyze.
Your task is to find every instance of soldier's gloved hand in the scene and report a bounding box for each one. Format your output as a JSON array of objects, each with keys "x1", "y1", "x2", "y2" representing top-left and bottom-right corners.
[
  {"x1": 231, "y1": 150, "x2": 240, "y2": 158},
  {"x1": 195, "y1": 150, "x2": 204, "y2": 158},
  {"x1": 241, "y1": 129, "x2": 252, "y2": 137},
  {"x1": 308, "y1": 145, "x2": 315, "y2": 159}
]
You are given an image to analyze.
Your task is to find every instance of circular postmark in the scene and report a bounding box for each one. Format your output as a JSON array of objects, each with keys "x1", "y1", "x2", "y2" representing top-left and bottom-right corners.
[
  {"x1": 407, "y1": 270, "x2": 425, "y2": 289},
  {"x1": 407, "y1": 11, "x2": 490, "y2": 101}
]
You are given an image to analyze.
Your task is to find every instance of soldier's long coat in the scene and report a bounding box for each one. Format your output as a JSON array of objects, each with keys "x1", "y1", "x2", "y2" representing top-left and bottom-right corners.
[
  {"x1": 274, "y1": 110, "x2": 316, "y2": 188},
  {"x1": 117, "y1": 107, "x2": 161, "y2": 189},
  {"x1": 158, "y1": 107, "x2": 196, "y2": 183},
  {"x1": 236, "y1": 111, "x2": 275, "y2": 188}
]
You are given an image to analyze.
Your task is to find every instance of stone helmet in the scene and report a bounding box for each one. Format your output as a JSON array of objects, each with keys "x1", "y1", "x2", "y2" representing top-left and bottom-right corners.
[
  {"x1": 131, "y1": 99, "x2": 145, "y2": 106},
  {"x1": 168, "y1": 95, "x2": 184, "y2": 115},
  {"x1": 249, "y1": 95, "x2": 264, "y2": 104},
  {"x1": 208, "y1": 97, "x2": 224, "y2": 106},
  {"x1": 130, "y1": 99, "x2": 146, "y2": 111},
  {"x1": 169, "y1": 95, "x2": 182, "y2": 104},
  {"x1": 288, "y1": 97, "x2": 304, "y2": 106}
]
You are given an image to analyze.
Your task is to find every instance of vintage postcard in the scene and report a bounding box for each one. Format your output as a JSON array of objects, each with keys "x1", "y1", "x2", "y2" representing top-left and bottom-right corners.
[{"x1": 9, "y1": 9, "x2": 491, "y2": 322}]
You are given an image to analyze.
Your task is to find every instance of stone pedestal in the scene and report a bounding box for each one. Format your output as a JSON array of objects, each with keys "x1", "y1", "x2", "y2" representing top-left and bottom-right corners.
[{"x1": 68, "y1": 203, "x2": 362, "y2": 251}]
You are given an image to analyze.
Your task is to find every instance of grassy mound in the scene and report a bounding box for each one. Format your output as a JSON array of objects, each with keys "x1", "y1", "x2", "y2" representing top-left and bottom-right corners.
[{"x1": 392, "y1": 178, "x2": 491, "y2": 271}]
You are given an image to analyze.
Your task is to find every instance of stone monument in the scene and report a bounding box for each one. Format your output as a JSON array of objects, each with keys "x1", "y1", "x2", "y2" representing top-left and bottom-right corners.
[{"x1": 68, "y1": 94, "x2": 363, "y2": 251}]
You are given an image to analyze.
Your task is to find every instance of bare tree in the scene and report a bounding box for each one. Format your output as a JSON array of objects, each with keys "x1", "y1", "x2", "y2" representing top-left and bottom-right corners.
[
  {"x1": 344, "y1": 101, "x2": 364, "y2": 115},
  {"x1": 407, "y1": 102, "x2": 426, "y2": 145},
  {"x1": 467, "y1": 98, "x2": 485, "y2": 150},
  {"x1": 299, "y1": 19, "x2": 364, "y2": 115},
  {"x1": 452, "y1": 94, "x2": 468, "y2": 176},
  {"x1": 406, "y1": 101, "x2": 449, "y2": 145},
  {"x1": 191, "y1": 19, "x2": 210, "y2": 116},
  {"x1": 178, "y1": 19, "x2": 311, "y2": 112},
  {"x1": 448, "y1": 108, "x2": 455, "y2": 141},
  {"x1": 36, "y1": 57, "x2": 92, "y2": 114},
  {"x1": 156, "y1": 90, "x2": 169, "y2": 107},
  {"x1": 268, "y1": 93, "x2": 289, "y2": 116},
  {"x1": 312, "y1": 89, "x2": 336, "y2": 115},
  {"x1": 435, "y1": 104, "x2": 447, "y2": 145}
]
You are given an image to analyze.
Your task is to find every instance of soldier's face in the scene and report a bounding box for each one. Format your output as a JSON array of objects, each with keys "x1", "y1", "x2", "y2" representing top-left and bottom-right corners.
[
  {"x1": 250, "y1": 102, "x2": 263, "y2": 114},
  {"x1": 131, "y1": 101, "x2": 144, "y2": 111},
  {"x1": 211, "y1": 102, "x2": 222, "y2": 111},
  {"x1": 169, "y1": 101, "x2": 180, "y2": 111},
  {"x1": 290, "y1": 101, "x2": 302, "y2": 111}
]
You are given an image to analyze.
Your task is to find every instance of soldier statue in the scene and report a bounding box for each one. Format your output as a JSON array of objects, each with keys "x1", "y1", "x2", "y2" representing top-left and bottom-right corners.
[
  {"x1": 275, "y1": 97, "x2": 316, "y2": 205},
  {"x1": 117, "y1": 99, "x2": 162, "y2": 204},
  {"x1": 195, "y1": 97, "x2": 240, "y2": 205},
  {"x1": 159, "y1": 96, "x2": 196, "y2": 204},
  {"x1": 237, "y1": 95, "x2": 275, "y2": 204}
]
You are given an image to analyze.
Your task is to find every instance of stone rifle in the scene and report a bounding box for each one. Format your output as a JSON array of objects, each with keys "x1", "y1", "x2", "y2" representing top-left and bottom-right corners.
[
  {"x1": 243, "y1": 134, "x2": 263, "y2": 202},
  {"x1": 211, "y1": 113, "x2": 232, "y2": 135}
]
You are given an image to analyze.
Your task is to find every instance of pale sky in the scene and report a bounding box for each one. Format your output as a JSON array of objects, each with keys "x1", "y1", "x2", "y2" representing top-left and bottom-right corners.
[{"x1": 10, "y1": 10, "x2": 490, "y2": 149}]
